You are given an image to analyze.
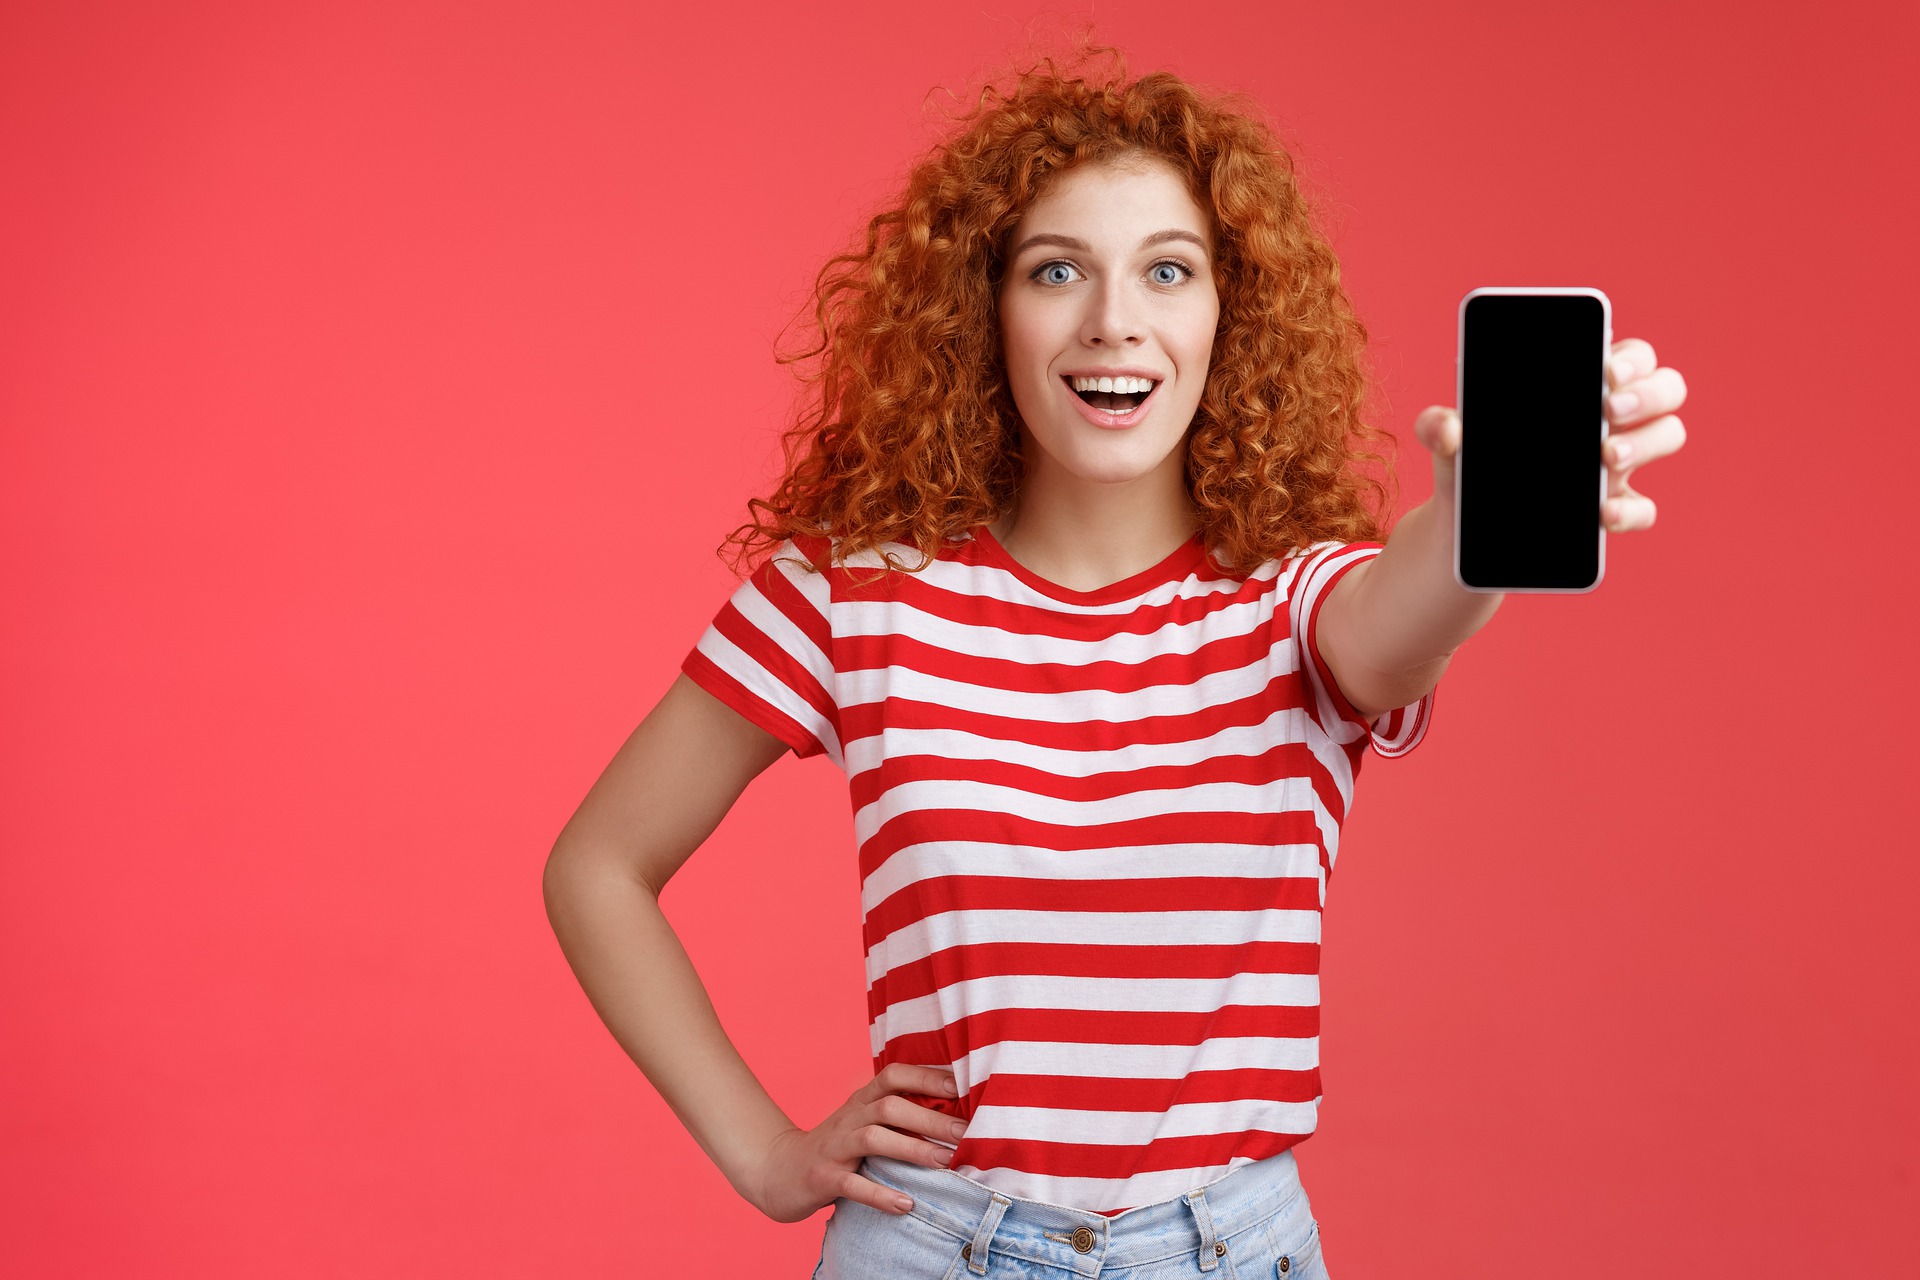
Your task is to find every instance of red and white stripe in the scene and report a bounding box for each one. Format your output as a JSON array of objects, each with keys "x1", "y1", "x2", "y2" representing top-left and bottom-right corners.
[{"x1": 683, "y1": 529, "x2": 1434, "y2": 1215}]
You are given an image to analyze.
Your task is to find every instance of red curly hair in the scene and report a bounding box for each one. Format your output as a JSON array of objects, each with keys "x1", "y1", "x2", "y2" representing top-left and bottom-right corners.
[{"x1": 719, "y1": 40, "x2": 1402, "y2": 582}]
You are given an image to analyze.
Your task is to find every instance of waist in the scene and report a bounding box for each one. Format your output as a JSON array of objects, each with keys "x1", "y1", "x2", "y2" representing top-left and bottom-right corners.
[{"x1": 858, "y1": 1146, "x2": 1312, "y2": 1269}]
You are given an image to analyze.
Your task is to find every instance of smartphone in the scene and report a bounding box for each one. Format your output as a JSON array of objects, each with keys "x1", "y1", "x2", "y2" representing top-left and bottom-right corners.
[{"x1": 1455, "y1": 287, "x2": 1612, "y2": 593}]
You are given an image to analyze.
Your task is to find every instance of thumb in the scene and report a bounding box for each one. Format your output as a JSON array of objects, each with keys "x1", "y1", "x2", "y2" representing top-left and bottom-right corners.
[{"x1": 1416, "y1": 405, "x2": 1460, "y2": 495}]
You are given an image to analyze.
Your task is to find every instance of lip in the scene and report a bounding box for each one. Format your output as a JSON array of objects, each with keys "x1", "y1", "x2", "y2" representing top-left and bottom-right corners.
[{"x1": 1059, "y1": 373, "x2": 1165, "y2": 430}]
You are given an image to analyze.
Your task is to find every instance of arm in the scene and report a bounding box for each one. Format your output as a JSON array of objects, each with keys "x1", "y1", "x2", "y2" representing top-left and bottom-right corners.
[
  {"x1": 1319, "y1": 334, "x2": 1687, "y2": 723},
  {"x1": 1315, "y1": 495, "x2": 1502, "y2": 721},
  {"x1": 542, "y1": 672, "x2": 794, "y2": 1210},
  {"x1": 1315, "y1": 405, "x2": 1506, "y2": 723}
]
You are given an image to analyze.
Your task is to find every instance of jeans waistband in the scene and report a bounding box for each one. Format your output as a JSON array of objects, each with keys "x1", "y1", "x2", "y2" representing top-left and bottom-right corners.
[{"x1": 857, "y1": 1148, "x2": 1311, "y2": 1275}]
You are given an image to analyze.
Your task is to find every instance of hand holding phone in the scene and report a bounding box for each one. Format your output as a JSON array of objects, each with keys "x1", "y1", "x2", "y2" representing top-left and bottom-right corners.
[{"x1": 1414, "y1": 294, "x2": 1688, "y2": 599}]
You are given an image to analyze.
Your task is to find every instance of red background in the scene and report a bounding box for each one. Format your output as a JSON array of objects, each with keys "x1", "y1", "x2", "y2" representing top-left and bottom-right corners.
[{"x1": 3, "y1": 1, "x2": 1915, "y2": 1275}]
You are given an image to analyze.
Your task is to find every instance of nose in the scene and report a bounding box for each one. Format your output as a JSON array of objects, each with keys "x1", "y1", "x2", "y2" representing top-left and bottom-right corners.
[{"x1": 1080, "y1": 273, "x2": 1146, "y2": 348}]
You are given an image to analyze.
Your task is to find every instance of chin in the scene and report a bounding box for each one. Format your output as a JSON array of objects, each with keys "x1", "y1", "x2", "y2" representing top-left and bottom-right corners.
[{"x1": 1060, "y1": 440, "x2": 1186, "y2": 484}]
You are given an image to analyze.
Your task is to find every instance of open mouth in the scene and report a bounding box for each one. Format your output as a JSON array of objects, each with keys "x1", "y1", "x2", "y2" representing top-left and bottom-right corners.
[{"x1": 1063, "y1": 376, "x2": 1158, "y2": 414}]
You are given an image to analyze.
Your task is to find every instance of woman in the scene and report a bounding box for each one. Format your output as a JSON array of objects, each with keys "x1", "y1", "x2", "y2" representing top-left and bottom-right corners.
[{"x1": 543, "y1": 45, "x2": 1686, "y2": 1279}]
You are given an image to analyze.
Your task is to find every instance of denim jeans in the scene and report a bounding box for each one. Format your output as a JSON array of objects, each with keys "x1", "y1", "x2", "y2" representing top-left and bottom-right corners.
[{"x1": 810, "y1": 1148, "x2": 1329, "y2": 1279}]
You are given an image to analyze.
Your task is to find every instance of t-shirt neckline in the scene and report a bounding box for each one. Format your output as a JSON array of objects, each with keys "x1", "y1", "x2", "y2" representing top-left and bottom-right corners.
[{"x1": 969, "y1": 524, "x2": 1210, "y2": 605}]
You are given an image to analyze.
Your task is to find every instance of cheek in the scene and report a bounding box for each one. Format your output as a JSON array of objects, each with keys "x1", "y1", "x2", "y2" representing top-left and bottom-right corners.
[
  {"x1": 998, "y1": 296, "x2": 1033, "y2": 345},
  {"x1": 1002, "y1": 328, "x2": 1057, "y2": 395},
  {"x1": 1178, "y1": 311, "x2": 1219, "y2": 378}
]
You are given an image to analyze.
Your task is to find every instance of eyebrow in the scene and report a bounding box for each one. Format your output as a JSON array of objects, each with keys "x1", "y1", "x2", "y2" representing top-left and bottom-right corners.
[{"x1": 1008, "y1": 228, "x2": 1211, "y2": 260}]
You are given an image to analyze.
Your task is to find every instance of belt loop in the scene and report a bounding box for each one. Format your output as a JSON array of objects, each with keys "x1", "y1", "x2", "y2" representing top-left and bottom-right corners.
[
  {"x1": 1184, "y1": 1186, "x2": 1221, "y2": 1272},
  {"x1": 965, "y1": 1192, "x2": 1012, "y2": 1275}
]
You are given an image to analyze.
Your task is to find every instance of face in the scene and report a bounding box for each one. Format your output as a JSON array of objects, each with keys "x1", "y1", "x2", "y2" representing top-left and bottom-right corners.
[{"x1": 997, "y1": 155, "x2": 1220, "y2": 490}]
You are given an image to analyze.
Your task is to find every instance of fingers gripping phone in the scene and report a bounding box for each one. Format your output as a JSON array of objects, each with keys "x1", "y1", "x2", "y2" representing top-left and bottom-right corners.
[{"x1": 1455, "y1": 287, "x2": 1612, "y2": 593}]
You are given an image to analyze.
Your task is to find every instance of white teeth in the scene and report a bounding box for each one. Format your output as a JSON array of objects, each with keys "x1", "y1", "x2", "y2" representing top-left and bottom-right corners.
[{"x1": 1071, "y1": 375, "x2": 1156, "y2": 394}]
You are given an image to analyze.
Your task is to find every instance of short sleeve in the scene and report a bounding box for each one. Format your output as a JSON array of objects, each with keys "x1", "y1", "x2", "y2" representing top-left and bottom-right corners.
[
  {"x1": 681, "y1": 534, "x2": 841, "y2": 763},
  {"x1": 1287, "y1": 540, "x2": 1435, "y2": 759}
]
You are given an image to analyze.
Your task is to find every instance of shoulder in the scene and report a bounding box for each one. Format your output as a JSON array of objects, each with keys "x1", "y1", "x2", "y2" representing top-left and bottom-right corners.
[
  {"x1": 1287, "y1": 539, "x2": 1386, "y2": 585},
  {"x1": 1200, "y1": 540, "x2": 1336, "y2": 593},
  {"x1": 786, "y1": 531, "x2": 974, "y2": 580}
]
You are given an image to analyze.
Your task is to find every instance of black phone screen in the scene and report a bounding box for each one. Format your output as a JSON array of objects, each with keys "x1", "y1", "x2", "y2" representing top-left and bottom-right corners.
[{"x1": 1457, "y1": 289, "x2": 1610, "y2": 592}]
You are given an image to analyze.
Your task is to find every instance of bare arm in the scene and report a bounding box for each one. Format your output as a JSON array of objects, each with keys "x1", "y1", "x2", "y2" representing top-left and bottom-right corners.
[
  {"x1": 1316, "y1": 494, "x2": 1504, "y2": 721},
  {"x1": 542, "y1": 671, "x2": 793, "y2": 1208},
  {"x1": 1323, "y1": 348, "x2": 1685, "y2": 723}
]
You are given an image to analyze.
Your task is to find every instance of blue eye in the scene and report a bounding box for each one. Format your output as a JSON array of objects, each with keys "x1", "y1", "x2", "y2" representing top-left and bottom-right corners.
[{"x1": 1027, "y1": 258, "x2": 1196, "y2": 286}]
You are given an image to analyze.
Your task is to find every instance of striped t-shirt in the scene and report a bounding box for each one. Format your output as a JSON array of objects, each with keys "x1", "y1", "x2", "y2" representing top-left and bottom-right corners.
[{"x1": 681, "y1": 523, "x2": 1435, "y2": 1216}]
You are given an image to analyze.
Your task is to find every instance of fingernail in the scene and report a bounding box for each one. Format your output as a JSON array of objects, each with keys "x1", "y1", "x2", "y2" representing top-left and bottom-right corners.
[
  {"x1": 1609, "y1": 391, "x2": 1638, "y2": 419},
  {"x1": 1612, "y1": 355, "x2": 1635, "y2": 384},
  {"x1": 1611, "y1": 440, "x2": 1633, "y2": 466},
  {"x1": 950, "y1": 1119, "x2": 967, "y2": 1138},
  {"x1": 943, "y1": 1077, "x2": 958, "y2": 1094}
]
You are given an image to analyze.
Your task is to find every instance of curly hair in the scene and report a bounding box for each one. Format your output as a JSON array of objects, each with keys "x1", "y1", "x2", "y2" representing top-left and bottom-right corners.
[{"x1": 718, "y1": 40, "x2": 1402, "y2": 582}]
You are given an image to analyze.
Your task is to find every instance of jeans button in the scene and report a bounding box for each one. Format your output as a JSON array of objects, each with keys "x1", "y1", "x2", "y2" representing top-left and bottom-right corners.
[
  {"x1": 1278, "y1": 1256, "x2": 1291, "y2": 1273},
  {"x1": 1072, "y1": 1226, "x2": 1096, "y2": 1253}
]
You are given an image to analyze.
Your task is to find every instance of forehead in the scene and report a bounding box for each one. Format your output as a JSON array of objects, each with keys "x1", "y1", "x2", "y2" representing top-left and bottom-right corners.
[{"x1": 1012, "y1": 157, "x2": 1212, "y2": 247}]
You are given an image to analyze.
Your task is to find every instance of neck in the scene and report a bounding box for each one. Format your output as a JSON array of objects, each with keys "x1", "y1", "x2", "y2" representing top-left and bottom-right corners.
[{"x1": 989, "y1": 443, "x2": 1200, "y2": 593}]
